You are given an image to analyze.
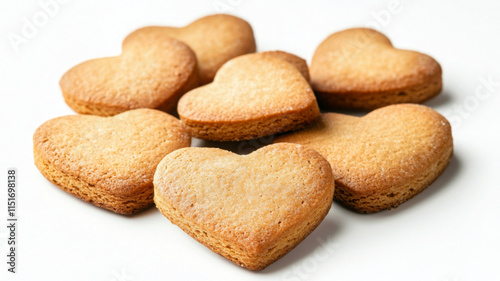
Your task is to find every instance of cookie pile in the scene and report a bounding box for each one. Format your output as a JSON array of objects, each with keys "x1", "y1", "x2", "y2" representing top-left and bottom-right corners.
[{"x1": 33, "y1": 14, "x2": 453, "y2": 270}]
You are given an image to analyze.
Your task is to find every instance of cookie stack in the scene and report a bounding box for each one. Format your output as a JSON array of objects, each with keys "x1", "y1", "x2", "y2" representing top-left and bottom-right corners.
[{"x1": 33, "y1": 14, "x2": 453, "y2": 271}]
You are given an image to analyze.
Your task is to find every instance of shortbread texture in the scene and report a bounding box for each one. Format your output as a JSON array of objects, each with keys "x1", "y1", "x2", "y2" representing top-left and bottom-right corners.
[
  {"x1": 33, "y1": 109, "x2": 191, "y2": 214},
  {"x1": 275, "y1": 104, "x2": 453, "y2": 213},
  {"x1": 154, "y1": 143, "x2": 335, "y2": 270},
  {"x1": 310, "y1": 28, "x2": 442, "y2": 109},
  {"x1": 260, "y1": 50, "x2": 310, "y2": 81},
  {"x1": 60, "y1": 32, "x2": 198, "y2": 116},
  {"x1": 178, "y1": 53, "x2": 320, "y2": 141},
  {"x1": 126, "y1": 14, "x2": 256, "y2": 85}
]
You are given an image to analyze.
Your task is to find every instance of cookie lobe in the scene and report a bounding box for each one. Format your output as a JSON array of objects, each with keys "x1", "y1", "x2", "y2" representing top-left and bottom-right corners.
[
  {"x1": 310, "y1": 28, "x2": 442, "y2": 110},
  {"x1": 178, "y1": 53, "x2": 320, "y2": 141},
  {"x1": 61, "y1": 33, "x2": 198, "y2": 116},
  {"x1": 34, "y1": 109, "x2": 191, "y2": 214},
  {"x1": 125, "y1": 14, "x2": 256, "y2": 85},
  {"x1": 275, "y1": 104, "x2": 453, "y2": 213}
]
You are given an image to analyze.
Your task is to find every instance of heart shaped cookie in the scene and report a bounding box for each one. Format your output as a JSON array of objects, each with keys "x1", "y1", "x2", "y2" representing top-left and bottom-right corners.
[
  {"x1": 60, "y1": 31, "x2": 198, "y2": 116},
  {"x1": 153, "y1": 143, "x2": 334, "y2": 270},
  {"x1": 275, "y1": 104, "x2": 453, "y2": 213},
  {"x1": 177, "y1": 53, "x2": 320, "y2": 141},
  {"x1": 126, "y1": 14, "x2": 256, "y2": 85},
  {"x1": 33, "y1": 109, "x2": 191, "y2": 215},
  {"x1": 310, "y1": 28, "x2": 442, "y2": 110}
]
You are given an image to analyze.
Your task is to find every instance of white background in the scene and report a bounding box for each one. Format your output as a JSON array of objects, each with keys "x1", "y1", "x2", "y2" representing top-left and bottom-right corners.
[{"x1": 1, "y1": 0, "x2": 500, "y2": 280}]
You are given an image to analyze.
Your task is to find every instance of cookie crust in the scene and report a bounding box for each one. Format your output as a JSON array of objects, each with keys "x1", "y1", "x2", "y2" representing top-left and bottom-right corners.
[
  {"x1": 275, "y1": 104, "x2": 453, "y2": 213},
  {"x1": 126, "y1": 14, "x2": 256, "y2": 85},
  {"x1": 153, "y1": 143, "x2": 335, "y2": 270},
  {"x1": 310, "y1": 28, "x2": 442, "y2": 110},
  {"x1": 33, "y1": 109, "x2": 191, "y2": 214},
  {"x1": 178, "y1": 53, "x2": 320, "y2": 141},
  {"x1": 260, "y1": 50, "x2": 310, "y2": 81},
  {"x1": 60, "y1": 34, "x2": 198, "y2": 116}
]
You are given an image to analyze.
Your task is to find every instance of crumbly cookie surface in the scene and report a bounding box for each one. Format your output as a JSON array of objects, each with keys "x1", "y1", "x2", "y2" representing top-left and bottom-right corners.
[
  {"x1": 154, "y1": 143, "x2": 334, "y2": 270},
  {"x1": 178, "y1": 53, "x2": 320, "y2": 141},
  {"x1": 310, "y1": 28, "x2": 442, "y2": 109},
  {"x1": 260, "y1": 50, "x2": 310, "y2": 81},
  {"x1": 275, "y1": 104, "x2": 453, "y2": 213},
  {"x1": 126, "y1": 14, "x2": 256, "y2": 85},
  {"x1": 61, "y1": 32, "x2": 198, "y2": 116},
  {"x1": 33, "y1": 109, "x2": 191, "y2": 214}
]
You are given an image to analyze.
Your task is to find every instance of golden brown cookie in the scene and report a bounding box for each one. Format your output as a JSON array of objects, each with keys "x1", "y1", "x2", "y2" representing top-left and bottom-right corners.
[
  {"x1": 33, "y1": 109, "x2": 191, "y2": 215},
  {"x1": 177, "y1": 53, "x2": 320, "y2": 141},
  {"x1": 260, "y1": 51, "x2": 310, "y2": 81},
  {"x1": 153, "y1": 143, "x2": 334, "y2": 270},
  {"x1": 310, "y1": 28, "x2": 442, "y2": 110},
  {"x1": 275, "y1": 104, "x2": 453, "y2": 213},
  {"x1": 60, "y1": 31, "x2": 198, "y2": 116},
  {"x1": 126, "y1": 14, "x2": 256, "y2": 85}
]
